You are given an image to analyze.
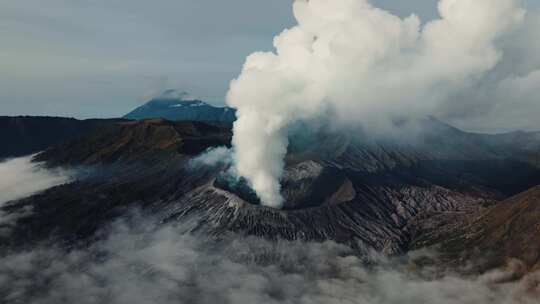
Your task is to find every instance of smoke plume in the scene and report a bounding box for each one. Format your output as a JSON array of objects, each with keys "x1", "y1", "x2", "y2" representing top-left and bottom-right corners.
[{"x1": 226, "y1": 0, "x2": 537, "y2": 207}]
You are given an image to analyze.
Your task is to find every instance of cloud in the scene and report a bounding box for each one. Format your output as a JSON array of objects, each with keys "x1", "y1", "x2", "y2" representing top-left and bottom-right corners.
[
  {"x1": 0, "y1": 0, "x2": 296, "y2": 118},
  {"x1": 0, "y1": 155, "x2": 73, "y2": 234},
  {"x1": 440, "y1": 10, "x2": 540, "y2": 133},
  {"x1": 0, "y1": 213, "x2": 538, "y2": 304},
  {"x1": 189, "y1": 146, "x2": 234, "y2": 168},
  {"x1": 226, "y1": 0, "x2": 540, "y2": 207},
  {"x1": 0, "y1": 155, "x2": 73, "y2": 204},
  {"x1": 458, "y1": 70, "x2": 540, "y2": 132},
  {"x1": 1, "y1": 1, "x2": 538, "y2": 119}
]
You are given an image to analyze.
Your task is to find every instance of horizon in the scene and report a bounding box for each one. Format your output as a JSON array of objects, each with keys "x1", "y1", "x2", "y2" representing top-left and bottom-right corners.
[
  {"x1": 1, "y1": 0, "x2": 296, "y2": 119},
  {"x1": 2, "y1": 1, "x2": 539, "y2": 127}
]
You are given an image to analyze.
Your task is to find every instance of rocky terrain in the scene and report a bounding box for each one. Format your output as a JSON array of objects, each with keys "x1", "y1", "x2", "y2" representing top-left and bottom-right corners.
[
  {"x1": 411, "y1": 185, "x2": 540, "y2": 273},
  {"x1": 2, "y1": 117, "x2": 539, "y2": 272}
]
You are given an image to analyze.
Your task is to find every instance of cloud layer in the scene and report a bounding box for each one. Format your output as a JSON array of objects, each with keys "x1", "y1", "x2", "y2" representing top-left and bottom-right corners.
[
  {"x1": 1, "y1": 213, "x2": 538, "y2": 304},
  {"x1": 226, "y1": 0, "x2": 540, "y2": 207},
  {"x1": 0, "y1": 155, "x2": 72, "y2": 204}
]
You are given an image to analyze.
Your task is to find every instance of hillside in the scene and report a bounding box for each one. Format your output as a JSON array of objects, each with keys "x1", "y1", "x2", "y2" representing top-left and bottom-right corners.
[
  {"x1": 2, "y1": 118, "x2": 540, "y2": 257},
  {"x1": 412, "y1": 185, "x2": 540, "y2": 273},
  {"x1": 35, "y1": 119, "x2": 232, "y2": 166},
  {"x1": 0, "y1": 116, "x2": 125, "y2": 159}
]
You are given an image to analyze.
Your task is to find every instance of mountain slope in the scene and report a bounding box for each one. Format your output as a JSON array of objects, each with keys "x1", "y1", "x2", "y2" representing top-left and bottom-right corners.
[
  {"x1": 3, "y1": 118, "x2": 540, "y2": 258},
  {"x1": 35, "y1": 119, "x2": 232, "y2": 166},
  {"x1": 411, "y1": 185, "x2": 540, "y2": 273},
  {"x1": 124, "y1": 91, "x2": 236, "y2": 123},
  {"x1": 0, "y1": 116, "x2": 126, "y2": 159}
]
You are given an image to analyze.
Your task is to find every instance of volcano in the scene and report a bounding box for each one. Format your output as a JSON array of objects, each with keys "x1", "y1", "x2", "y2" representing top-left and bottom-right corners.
[
  {"x1": 2, "y1": 117, "x2": 539, "y2": 266},
  {"x1": 124, "y1": 90, "x2": 236, "y2": 123}
]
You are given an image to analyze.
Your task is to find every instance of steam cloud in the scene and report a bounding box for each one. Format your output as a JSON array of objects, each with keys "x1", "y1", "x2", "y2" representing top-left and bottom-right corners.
[
  {"x1": 226, "y1": 0, "x2": 540, "y2": 208},
  {"x1": 189, "y1": 146, "x2": 233, "y2": 168},
  {"x1": 1, "y1": 214, "x2": 538, "y2": 304},
  {"x1": 0, "y1": 155, "x2": 73, "y2": 204}
]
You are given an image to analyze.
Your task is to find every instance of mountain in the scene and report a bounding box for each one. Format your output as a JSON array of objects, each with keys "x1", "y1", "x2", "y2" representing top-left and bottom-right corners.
[
  {"x1": 0, "y1": 116, "x2": 126, "y2": 160},
  {"x1": 35, "y1": 118, "x2": 232, "y2": 166},
  {"x1": 124, "y1": 90, "x2": 236, "y2": 123},
  {"x1": 0, "y1": 92, "x2": 236, "y2": 160},
  {"x1": 2, "y1": 117, "x2": 540, "y2": 263},
  {"x1": 411, "y1": 185, "x2": 540, "y2": 273}
]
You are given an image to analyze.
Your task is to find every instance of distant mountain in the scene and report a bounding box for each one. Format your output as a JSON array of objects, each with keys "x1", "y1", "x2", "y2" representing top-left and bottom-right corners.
[
  {"x1": 0, "y1": 116, "x2": 125, "y2": 159},
  {"x1": 124, "y1": 90, "x2": 236, "y2": 123}
]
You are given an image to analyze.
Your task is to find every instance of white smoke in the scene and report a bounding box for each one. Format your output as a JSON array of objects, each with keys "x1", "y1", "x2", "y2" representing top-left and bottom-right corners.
[
  {"x1": 189, "y1": 146, "x2": 234, "y2": 168},
  {"x1": 226, "y1": 0, "x2": 531, "y2": 208},
  {"x1": 0, "y1": 155, "x2": 73, "y2": 204}
]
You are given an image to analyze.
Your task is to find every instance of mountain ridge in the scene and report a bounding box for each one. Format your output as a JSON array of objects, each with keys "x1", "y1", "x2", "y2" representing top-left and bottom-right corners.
[
  {"x1": 2, "y1": 117, "x2": 540, "y2": 264},
  {"x1": 0, "y1": 116, "x2": 127, "y2": 159}
]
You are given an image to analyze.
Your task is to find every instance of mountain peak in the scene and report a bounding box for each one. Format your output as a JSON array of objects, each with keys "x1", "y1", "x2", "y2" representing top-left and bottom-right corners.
[{"x1": 124, "y1": 90, "x2": 236, "y2": 123}]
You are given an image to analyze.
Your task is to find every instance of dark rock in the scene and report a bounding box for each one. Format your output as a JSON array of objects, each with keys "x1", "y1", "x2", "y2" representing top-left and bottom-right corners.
[{"x1": 0, "y1": 116, "x2": 126, "y2": 159}]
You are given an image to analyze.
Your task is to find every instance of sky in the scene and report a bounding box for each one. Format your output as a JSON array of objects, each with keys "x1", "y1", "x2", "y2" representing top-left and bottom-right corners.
[{"x1": 0, "y1": 0, "x2": 538, "y2": 119}]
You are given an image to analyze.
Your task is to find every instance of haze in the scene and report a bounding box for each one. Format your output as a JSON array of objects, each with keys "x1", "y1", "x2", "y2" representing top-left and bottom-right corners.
[{"x1": 2, "y1": 0, "x2": 538, "y2": 120}]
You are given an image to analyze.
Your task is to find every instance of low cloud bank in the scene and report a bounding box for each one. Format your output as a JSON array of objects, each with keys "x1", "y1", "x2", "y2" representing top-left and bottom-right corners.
[
  {"x1": 0, "y1": 213, "x2": 538, "y2": 304},
  {"x1": 0, "y1": 155, "x2": 73, "y2": 204}
]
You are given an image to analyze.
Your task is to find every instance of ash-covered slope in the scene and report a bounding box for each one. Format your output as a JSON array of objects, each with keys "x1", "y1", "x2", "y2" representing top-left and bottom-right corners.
[
  {"x1": 411, "y1": 185, "x2": 540, "y2": 273},
  {"x1": 2, "y1": 118, "x2": 540, "y2": 258}
]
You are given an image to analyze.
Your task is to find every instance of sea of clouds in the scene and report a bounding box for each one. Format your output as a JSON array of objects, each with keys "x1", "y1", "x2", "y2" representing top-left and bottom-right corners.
[{"x1": 0, "y1": 212, "x2": 538, "y2": 304}]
